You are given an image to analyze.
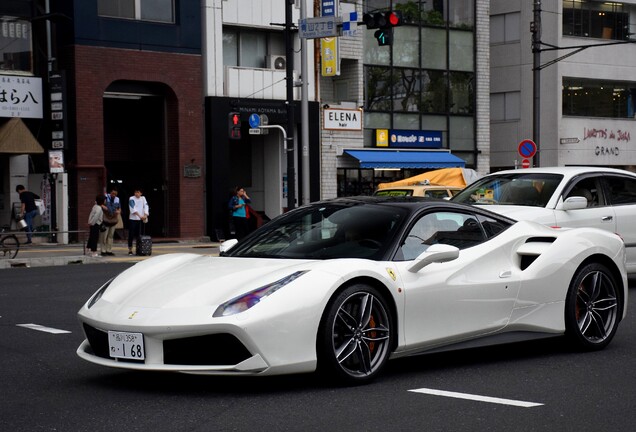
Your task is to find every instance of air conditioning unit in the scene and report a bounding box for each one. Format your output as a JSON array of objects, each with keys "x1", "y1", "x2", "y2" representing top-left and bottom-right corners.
[{"x1": 266, "y1": 55, "x2": 286, "y2": 70}]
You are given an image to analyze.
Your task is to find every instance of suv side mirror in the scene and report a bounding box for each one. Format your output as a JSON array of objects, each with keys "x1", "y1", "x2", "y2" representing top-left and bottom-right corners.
[{"x1": 562, "y1": 196, "x2": 587, "y2": 211}]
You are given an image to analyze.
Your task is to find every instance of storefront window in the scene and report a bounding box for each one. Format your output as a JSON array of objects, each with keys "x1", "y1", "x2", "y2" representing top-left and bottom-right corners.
[
  {"x1": 0, "y1": 18, "x2": 32, "y2": 74},
  {"x1": 563, "y1": 78, "x2": 636, "y2": 118},
  {"x1": 338, "y1": 168, "x2": 426, "y2": 196}
]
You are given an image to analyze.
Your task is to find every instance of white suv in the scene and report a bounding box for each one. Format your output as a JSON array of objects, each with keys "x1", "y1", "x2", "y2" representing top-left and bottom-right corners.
[{"x1": 452, "y1": 166, "x2": 636, "y2": 274}]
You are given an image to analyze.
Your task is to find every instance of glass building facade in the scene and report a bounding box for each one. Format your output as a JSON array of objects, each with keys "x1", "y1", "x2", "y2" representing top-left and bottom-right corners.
[{"x1": 338, "y1": 0, "x2": 477, "y2": 196}]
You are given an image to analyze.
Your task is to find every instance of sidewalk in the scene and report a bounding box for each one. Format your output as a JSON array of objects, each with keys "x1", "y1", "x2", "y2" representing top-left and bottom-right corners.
[{"x1": 0, "y1": 238, "x2": 221, "y2": 269}]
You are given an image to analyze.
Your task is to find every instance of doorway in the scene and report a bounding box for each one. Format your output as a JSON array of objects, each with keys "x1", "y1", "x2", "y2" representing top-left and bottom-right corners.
[{"x1": 103, "y1": 84, "x2": 167, "y2": 237}]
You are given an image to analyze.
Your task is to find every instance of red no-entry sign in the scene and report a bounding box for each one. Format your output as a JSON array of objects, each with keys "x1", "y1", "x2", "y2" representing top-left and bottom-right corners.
[{"x1": 522, "y1": 158, "x2": 531, "y2": 168}]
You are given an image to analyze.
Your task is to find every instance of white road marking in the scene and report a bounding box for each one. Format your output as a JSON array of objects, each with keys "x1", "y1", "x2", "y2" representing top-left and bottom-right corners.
[
  {"x1": 409, "y1": 388, "x2": 543, "y2": 408},
  {"x1": 17, "y1": 323, "x2": 72, "y2": 334}
]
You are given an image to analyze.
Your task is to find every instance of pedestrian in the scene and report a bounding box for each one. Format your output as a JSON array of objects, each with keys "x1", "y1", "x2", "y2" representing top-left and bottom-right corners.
[
  {"x1": 128, "y1": 188, "x2": 149, "y2": 256},
  {"x1": 100, "y1": 188, "x2": 121, "y2": 256},
  {"x1": 87, "y1": 195, "x2": 105, "y2": 257},
  {"x1": 228, "y1": 186, "x2": 251, "y2": 239},
  {"x1": 16, "y1": 184, "x2": 40, "y2": 244}
]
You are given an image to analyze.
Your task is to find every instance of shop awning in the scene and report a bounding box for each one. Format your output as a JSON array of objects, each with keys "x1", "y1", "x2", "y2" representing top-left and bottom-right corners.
[
  {"x1": 344, "y1": 150, "x2": 465, "y2": 169},
  {"x1": 0, "y1": 118, "x2": 45, "y2": 154}
]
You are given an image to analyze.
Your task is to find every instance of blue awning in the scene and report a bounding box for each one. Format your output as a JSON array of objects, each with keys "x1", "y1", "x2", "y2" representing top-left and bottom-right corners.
[{"x1": 344, "y1": 150, "x2": 465, "y2": 169}]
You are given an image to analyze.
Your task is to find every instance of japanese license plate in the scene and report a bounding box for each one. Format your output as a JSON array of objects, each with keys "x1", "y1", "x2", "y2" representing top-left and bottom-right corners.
[{"x1": 108, "y1": 331, "x2": 145, "y2": 360}]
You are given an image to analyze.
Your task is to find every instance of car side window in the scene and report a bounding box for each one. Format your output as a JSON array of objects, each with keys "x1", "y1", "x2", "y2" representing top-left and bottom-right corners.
[
  {"x1": 397, "y1": 211, "x2": 488, "y2": 260},
  {"x1": 477, "y1": 214, "x2": 511, "y2": 238},
  {"x1": 605, "y1": 175, "x2": 636, "y2": 205},
  {"x1": 565, "y1": 177, "x2": 601, "y2": 207}
]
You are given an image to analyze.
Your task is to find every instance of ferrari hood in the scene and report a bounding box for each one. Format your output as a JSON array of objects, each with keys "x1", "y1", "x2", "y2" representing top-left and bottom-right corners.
[{"x1": 98, "y1": 253, "x2": 314, "y2": 309}]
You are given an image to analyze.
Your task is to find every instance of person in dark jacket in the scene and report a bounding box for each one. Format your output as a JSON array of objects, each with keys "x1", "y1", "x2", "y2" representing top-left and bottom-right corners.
[{"x1": 16, "y1": 184, "x2": 40, "y2": 244}]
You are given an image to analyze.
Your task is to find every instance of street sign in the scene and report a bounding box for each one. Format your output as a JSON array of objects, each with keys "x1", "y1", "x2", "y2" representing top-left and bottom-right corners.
[
  {"x1": 522, "y1": 158, "x2": 531, "y2": 168},
  {"x1": 249, "y1": 128, "x2": 262, "y2": 135},
  {"x1": 518, "y1": 139, "x2": 537, "y2": 159},
  {"x1": 298, "y1": 16, "x2": 338, "y2": 39},
  {"x1": 249, "y1": 113, "x2": 261, "y2": 128}
]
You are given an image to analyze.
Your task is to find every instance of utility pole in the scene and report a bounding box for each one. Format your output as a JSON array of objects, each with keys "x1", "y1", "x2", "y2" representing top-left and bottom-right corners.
[
  {"x1": 285, "y1": 0, "x2": 296, "y2": 211},
  {"x1": 300, "y1": 0, "x2": 310, "y2": 206},
  {"x1": 531, "y1": 0, "x2": 541, "y2": 167}
]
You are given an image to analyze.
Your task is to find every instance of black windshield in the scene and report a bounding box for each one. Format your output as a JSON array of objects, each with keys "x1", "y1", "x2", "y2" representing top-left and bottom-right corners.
[{"x1": 225, "y1": 203, "x2": 408, "y2": 260}]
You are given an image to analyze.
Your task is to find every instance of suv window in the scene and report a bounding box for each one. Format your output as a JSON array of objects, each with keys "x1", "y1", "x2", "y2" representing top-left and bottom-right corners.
[{"x1": 605, "y1": 175, "x2": 636, "y2": 205}]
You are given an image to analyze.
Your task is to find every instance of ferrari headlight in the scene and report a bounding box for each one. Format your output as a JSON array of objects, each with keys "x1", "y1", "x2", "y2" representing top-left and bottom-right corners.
[
  {"x1": 87, "y1": 278, "x2": 114, "y2": 309},
  {"x1": 213, "y1": 271, "x2": 308, "y2": 317}
]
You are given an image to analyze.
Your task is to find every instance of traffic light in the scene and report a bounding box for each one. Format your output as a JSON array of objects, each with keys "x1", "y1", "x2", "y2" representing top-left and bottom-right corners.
[
  {"x1": 228, "y1": 112, "x2": 241, "y2": 140},
  {"x1": 362, "y1": 11, "x2": 403, "y2": 46}
]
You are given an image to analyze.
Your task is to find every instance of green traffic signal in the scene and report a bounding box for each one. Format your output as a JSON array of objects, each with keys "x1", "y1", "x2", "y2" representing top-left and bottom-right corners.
[{"x1": 374, "y1": 29, "x2": 393, "y2": 46}]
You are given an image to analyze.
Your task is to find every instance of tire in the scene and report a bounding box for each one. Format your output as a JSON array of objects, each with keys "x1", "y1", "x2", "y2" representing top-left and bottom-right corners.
[
  {"x1": 1, "y1": 235, "x2": 19, "y2": 259},
  {"x1": 317, "y1": 284, "x2": 393, "y2": 384},
  {"x1": 565, "y1": 263, "x2": 620, "y2": 350}
]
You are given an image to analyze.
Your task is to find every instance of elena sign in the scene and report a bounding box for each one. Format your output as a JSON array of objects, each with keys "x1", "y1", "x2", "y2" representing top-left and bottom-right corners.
[{"x1": 323, "y1": 108, "x2": 362, "y2": 130}]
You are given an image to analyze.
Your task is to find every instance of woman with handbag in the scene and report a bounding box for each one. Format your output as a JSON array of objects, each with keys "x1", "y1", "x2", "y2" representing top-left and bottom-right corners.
[{"x1": 100, "y1": 188, "x2": 121, "y2": 256}]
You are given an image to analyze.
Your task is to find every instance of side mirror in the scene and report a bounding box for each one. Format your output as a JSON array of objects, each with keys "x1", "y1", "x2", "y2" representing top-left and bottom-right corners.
[
  {"x1": 219, "y1": 239, "x2": 239, "y2": 254},
  {"x1": 407, "y1": 243, "x2": 460, "y2": 273},
  {"x1": 562, "y1": 196, "x2": 587, "y2": 211}
]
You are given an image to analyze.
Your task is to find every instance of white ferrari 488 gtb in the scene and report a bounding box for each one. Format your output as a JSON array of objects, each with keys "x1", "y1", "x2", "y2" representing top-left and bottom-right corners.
[{"x1": 77, "y1": 197, "x2": 628, "y2": 384}]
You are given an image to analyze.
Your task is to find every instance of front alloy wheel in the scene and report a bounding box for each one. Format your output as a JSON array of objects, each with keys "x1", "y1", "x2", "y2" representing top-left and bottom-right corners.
[
  {"x1": 318, "y1": 284, "x2": 392, "y2": 384},
  {"x1": 565, "y1": 263, "x2": 620, "y2": 350}
]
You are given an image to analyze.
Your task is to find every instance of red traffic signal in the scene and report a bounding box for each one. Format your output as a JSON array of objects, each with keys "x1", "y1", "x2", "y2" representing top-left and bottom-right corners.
[
  {"x1": 228, "y1": 112, "x2": 241, "y2": 140},
  {"x1": 363, "y1": 11, "x2": 403, "y2": 29},
  {"x1": 386, "y1": 11, "x2": 403, "y2": 27}
]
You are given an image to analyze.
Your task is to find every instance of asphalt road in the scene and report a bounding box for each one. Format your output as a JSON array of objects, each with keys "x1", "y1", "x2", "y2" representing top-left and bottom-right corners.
[{"x1": 1, "y1": 264, "x2": 635, "y2": 432}]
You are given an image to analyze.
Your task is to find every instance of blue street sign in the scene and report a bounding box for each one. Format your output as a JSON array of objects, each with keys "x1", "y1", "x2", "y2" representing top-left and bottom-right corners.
[
  {"x1": 518, "y1": 139, "x2": 537, "y2": 158},
  {"x1": 249, "y1": 113, "x2": 261, "y2": 128}
]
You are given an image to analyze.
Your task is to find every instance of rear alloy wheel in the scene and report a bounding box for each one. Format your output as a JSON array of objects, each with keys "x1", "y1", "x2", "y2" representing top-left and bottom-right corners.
[
  {"x1": 318, "y1": 284, "x2": 392, "y2": 384},
  {"x1": 565, "y1": 263, "x2": 620, "y2": 350}
]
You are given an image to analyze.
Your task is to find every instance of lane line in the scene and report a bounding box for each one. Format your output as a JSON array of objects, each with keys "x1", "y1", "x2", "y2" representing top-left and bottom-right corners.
[
  {"x1": 17, "y1": 323, "x2": 72, "y2": 334},
  {"x1": 409, "y1": 388, "x2": 543, "y2": 408}
]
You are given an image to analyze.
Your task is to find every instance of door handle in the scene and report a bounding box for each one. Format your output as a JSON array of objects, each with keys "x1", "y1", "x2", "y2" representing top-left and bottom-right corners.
[
  {"x1": 499, "y1": 270, "x2": 511, "y2": 278},
  {"x1": 601, "y1": 216, "x2": 613, "y2": 222}
]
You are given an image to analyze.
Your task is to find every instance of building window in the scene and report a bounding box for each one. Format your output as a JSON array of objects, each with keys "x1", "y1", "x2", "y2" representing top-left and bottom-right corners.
[
  {"x1": 223, "y1": 29, "x2": 284, "y2": 69},
  {"x1": 98, "y1": 0, "x2": 175, "y2": 23},
  {"x1": 563, "y1": 78, "x2": 636, "y2": 118},
  {"x1": 490, "y1": 13, "x2": 520, "y2": 44},
  {"x1": 562, "y1": 0, "x2": 633, "y2": 40},
  {"x1": 491, "y1": 91, "x2": 520, "y2": 121},
  {"x1": 0, "y1": 18, "x2": 32, "y2": 74}
]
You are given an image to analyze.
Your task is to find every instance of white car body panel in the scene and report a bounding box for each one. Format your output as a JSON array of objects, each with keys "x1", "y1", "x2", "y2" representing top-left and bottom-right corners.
[{"x1": 77, "y1": 219, "x2": 628, "y2": 376}]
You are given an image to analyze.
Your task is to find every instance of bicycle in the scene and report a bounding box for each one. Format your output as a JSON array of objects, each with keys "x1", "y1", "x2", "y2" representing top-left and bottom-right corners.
[{"x1": 1, "y1": 228, "x2": 20, "y2": 259}]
